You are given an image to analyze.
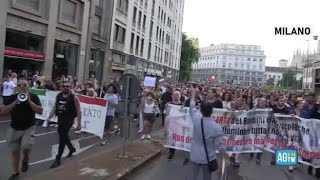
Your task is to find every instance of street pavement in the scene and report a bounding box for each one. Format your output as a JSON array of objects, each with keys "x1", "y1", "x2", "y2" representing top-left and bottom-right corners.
[
  {"x1": 131, "y1": 150, "x2": 319, "y2": 180},
  {"x1": 0, "y1": 117, "x2": 162, "y2": 180}
]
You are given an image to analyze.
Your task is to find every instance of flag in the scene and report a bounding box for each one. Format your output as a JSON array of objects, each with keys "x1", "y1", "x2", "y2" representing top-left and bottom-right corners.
[{"x1": 28, "y1": 88, "x2": 46, "y2": 96}]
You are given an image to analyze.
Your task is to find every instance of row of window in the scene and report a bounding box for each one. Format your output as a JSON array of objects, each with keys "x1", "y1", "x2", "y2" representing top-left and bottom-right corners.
[
  {"x1": 201, "y1": 49, "x2": 264, "y2": 56},
  {"x1": 200, "y1": 56, "x2": 264, "y2": 62}
]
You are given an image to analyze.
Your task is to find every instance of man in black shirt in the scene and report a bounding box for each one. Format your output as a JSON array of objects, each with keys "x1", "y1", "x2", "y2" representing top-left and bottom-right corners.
[
  {"x1": 0, "y1": 79, "x2": 43, "y2": 180},
  {"x1": 46, "y1": 81, "x2": 81, "y2": 168}
]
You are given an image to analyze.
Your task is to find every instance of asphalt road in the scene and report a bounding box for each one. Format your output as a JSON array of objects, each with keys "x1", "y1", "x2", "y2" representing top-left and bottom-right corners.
[
  {"x1": 130, "y1": 150, "x2": 319, "y2": 180},
  {"x1": 0, "y1": 117, "x2": 163, "y2": 180}
]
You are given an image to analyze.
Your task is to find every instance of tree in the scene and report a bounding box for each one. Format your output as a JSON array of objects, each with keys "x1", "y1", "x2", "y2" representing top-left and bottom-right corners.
[
  {"x1": 278, "y1": 70, "x2": 302, "y2": 90},
  {"x1": 179, "y1": 33, "x2": 200, "y2": 82}
]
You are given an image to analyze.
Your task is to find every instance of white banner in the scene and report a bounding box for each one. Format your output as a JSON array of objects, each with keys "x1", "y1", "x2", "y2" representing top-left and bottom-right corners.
[
  {"x1": 34, "y1": 90, "x2": 108, "y2": 138},
  {"x1": 36, "y1": 91, "x2": 59, "y2": 122}
]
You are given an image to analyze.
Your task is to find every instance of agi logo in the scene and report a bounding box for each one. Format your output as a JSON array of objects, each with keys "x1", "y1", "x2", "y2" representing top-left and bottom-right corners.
[{"x1": 275, "y1": 149, "x2": 298, "y2": 166}]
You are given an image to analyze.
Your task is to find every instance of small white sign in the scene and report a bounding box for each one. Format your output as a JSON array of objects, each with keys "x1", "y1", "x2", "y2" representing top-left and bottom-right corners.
[{"x1": 144, "y1": 76, "x2": 156, "y2": 87}]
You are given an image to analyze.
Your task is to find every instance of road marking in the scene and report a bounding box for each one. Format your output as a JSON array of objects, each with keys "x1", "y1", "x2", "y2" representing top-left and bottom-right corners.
[
  {"x1": 30, "y1": 138, "x2": 98, "y2": 165},
  {"x1": 79, "y1": 167, "x2": 110, "y2": 177},
  {"x1": 0, "y1": 140, "x2": 7, "y2": 143},
  {"x1": 0, "y1": 120, "x2": 11, "y2": 123},
  {"x1": 34, "y1": 131, "x2": 57, "y2": 137}
]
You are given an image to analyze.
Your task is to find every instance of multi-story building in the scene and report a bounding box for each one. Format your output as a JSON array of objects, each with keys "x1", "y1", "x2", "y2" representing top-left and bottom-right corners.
[
  {"x1": 0, "y1": 0, "x2": 93, "y2": 82},
  {"x1": 192, "y1": 44, "x2": 266, "y2": 86},
  {"x1": 109, "y1": 0, "x2": 184, "y2": 81},
  {"x1": 278, "y1": 59, "x2": 288, "y2": 68},
  {"x1": 264, "y1": 66, "x2": 303, "y2": 86},
  {"x1": 0, "y1": 0, "x2": 184, "y2": 83}
]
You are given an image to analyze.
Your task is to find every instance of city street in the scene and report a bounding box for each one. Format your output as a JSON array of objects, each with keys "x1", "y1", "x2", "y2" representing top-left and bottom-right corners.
[
  {"x1": 0, "y1": 117, "x2": 162, "y2": 180},
  {"x1": 131, "y1": 150, "x2": 319, "y2": 180}
]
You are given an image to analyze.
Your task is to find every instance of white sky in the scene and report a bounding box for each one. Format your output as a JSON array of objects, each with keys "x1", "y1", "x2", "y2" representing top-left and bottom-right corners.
[{"x1": 182, "y1": 0, "x2": 320, "y2": 66}]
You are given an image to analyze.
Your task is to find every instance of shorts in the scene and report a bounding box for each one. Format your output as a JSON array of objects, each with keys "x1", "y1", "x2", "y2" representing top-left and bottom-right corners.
[
  {"x1": 7, "y1": 126, "x2": 36, "y2": 151},
  {"x1": 104, "y1": 116, "x2": 113, "y2": 130},
  {"x1": 3, "y1": 96, "x2": 12, "y2": 105},
  {"x1": 143, "y1": 113, "x2": 156, "y2": 123}
]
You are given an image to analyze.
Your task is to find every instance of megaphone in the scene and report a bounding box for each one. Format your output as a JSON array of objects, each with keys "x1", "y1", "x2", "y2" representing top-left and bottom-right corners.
[{"x1": 17, "y1": 93, "x2": 28, "y2": 102}]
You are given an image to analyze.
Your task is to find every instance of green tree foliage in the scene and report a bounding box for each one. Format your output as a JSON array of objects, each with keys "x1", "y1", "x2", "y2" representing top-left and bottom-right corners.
[
  {"x1": 278, "y1": 70, "x2": 302, "y2": 89},
  {"x1": 179, "y1": 33, "x2": 200, "y2": 82}
]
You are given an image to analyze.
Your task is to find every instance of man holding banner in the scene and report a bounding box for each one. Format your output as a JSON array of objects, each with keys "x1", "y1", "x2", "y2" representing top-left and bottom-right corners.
[{"x1": 45, "y1": 80, "x2": 81, "y2": 168}]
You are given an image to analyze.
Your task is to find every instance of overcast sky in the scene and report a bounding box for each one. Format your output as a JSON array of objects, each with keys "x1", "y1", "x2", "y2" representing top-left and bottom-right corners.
[{"x1": 182, "y1": 0, "x2": 320, "y2": 66}]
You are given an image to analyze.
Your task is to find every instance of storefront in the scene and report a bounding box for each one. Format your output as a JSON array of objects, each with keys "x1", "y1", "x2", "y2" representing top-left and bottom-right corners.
[
  {"x1": 3, "y1": 29, "x2": 44, "y2": 77},
  {"x1": 53, "y1": 40, "x2": 78, "y2": 79},
  {"x1": 89, "y1": 49, "x2": 104, "y2": 83}
]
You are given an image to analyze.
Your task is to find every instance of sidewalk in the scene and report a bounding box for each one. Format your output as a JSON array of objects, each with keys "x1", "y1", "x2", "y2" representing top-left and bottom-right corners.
[{"x1": 26, "y1": 130, "x2": 165, "y2": 180}]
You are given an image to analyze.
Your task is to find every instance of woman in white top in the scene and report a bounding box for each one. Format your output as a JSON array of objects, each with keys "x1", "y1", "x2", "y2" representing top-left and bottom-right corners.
[
  {"x1": 2, "y1": 75, "x2": 16, "y2": 105},
  {"x1": 139, "y1": 91, "x2": 158, "y2": 140},
  {"x1": 222, "y1": 92, "x2": 232, "y2": 110}
]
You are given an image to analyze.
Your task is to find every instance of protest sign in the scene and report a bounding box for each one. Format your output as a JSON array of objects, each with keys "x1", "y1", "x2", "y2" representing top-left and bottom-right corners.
[
  {"x1": 77, "y1": 95, "x2": 108, "y2": 138},
  {"x1": 30, "y1": 89, "x2": 59, "y2": 122},
  {"x1": 265, "y1": 114, "x2": 320, "y2": 168},
  {"x1": 143, "y1": 76, "x2": 156, "y2": 87},
  {"x1": 29, "y1": 90, "x2": 108, "y2": 138},
  {"x1": 213, "y1": 108, "x2": 273, "y2": 153},
  {"x1": 164, "y1": 105, "x2": 320, "y2": 168},
  {"x1": 164, "y1": 104, "x2": 193, "y2": 151}
]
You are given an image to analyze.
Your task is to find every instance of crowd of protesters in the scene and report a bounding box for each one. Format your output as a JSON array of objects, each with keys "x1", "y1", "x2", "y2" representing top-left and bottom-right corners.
[{"x1": 2, "y1": 69, "x2": 320, "y2": 179}]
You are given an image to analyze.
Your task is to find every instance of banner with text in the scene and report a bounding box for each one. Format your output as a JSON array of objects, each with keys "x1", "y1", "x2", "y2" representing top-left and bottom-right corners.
[
  {"x1": 30, "y1": 90, "x2": 108, "y2": 138},
  {"x1": 164, "y1": 105, "x2": 320, "y2": 168}
]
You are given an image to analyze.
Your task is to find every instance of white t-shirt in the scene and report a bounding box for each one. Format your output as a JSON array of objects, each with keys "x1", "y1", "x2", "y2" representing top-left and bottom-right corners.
[{"x1": 2, "y1": 80, "x2": 16, "y2": 96}]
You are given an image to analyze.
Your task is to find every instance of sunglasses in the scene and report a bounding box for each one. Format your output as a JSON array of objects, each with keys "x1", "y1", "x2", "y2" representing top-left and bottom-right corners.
[
  {"x1": 18, "y1": 84, "x2": 27, "y2": 87},
  {"x1": 63, "y1": 85, "x2": 70, "y2": 88}
]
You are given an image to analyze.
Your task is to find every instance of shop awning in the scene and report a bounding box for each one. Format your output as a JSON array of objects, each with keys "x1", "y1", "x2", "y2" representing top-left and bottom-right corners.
[{"x1": 4, "y1": 47, "x2": 45, "y2": 62}]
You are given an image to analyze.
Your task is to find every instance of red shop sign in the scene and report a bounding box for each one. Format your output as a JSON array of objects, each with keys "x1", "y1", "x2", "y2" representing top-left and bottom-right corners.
[{"x1": 4, "y1": 47, "x2": 45, "y2": 60}]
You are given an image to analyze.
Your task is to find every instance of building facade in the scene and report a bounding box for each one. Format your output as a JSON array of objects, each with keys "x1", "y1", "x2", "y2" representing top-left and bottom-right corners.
[
  {"x1": 109, "y1": 0, "x2": 184, "y2": 81},
  {"x1": 264, "y1": 66, "x2": 303, "y2": 86},
  {"x1": 0, "y1": 0, "x2": 92, "y2": 82},
  {"x1": 278, "y1": 59, "x2": 288, "y2": 68},
  {"x1": 0, "y1": 0, "x2": 184, "y2": 83},
  {"x1": 192, "y1": 44, "x2": 266, "y2": 86}
]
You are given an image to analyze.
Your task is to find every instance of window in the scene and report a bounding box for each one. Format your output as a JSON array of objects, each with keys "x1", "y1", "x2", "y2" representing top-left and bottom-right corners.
[
  {"x1": 143, "y1": 15, "x2": 147, "y2": 30},
  {"x1": 133, "y1": 7, "x2": 137, "y2": 23},
  {"x1": 247, "y1": 64, "x2": 250, "y2": 70},
  {"x1": 135, "y1": 36, "x2": 140, "y2": 55},
  {"x1": 253, "y1": 58, "x2": 257, "y2": 61},
  {"x1": 259, "y1": 59, "x2": 263, "y2": 62},
  {"x1": 16, "y1": 0, "x2": 40, "y2": 11},
  {"x1": 117, "y1": 0, "x2": 128, "y2": 13},
  {"x1": 247, "y1": 58, "x2": 251, "y2": 61},
  {"x1": 235, "y1": 57, "x2": 239, "y2": 60},
  {"x1": 89, "y1": 50, "x2": 104, "y2": 83},
  {"x1": 166, "y1": 34, "x2": 170, "y2": 45},
  {"x1": 112, "y1": 53, "x2": 125, "y2": 64},
  {"x1": 96, "y1": 0, "x2": 103, "y2": 6},
  {"x1": 113, "y1": 24, "x2": 126, "y2": 43},
  {"x1": 60, "y1": 0, "x2": 77, "y2": 24},
  {"x1": 223, "y1": 56, "x2": 226, "y2": 60},
  {"x1": 138, "y1": 11, "x2": 142, "y2": 26},
  {"x1": 148, "y1": 42, "x2": 152, "y2": 59},
  {"x1": 130, "y1": 33, "x2": 134, "y2": 53},
  {"x1": 93, "y1": 15, "x2": 101, "y2": 34},
  {"x1": 140, "y1": 38, "x2": 144, "y2": 56}
]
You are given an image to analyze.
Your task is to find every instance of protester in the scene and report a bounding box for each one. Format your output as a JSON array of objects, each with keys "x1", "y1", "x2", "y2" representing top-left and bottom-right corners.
[
  {"x1": 0, "y1": 79, "x2": 43, "y2": 180},
  {"x1": 139, "y1": 92, "x2": 158, "y2": 140},
  {"x1": 45, "y1": 81, "x2": 81, "y2": 168},
  {"x1": 101, "y1": 84, "x2": 119, "y2": 145},
  {"x1": 166, "y1": 91, "x2": 183, "y2": 160},
  {"x1": 2, "y1": 75, "x2": 16, "y2": 105},
  {"x1": 189, "y1": 86, "x2": 224, "y2": 180}
]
